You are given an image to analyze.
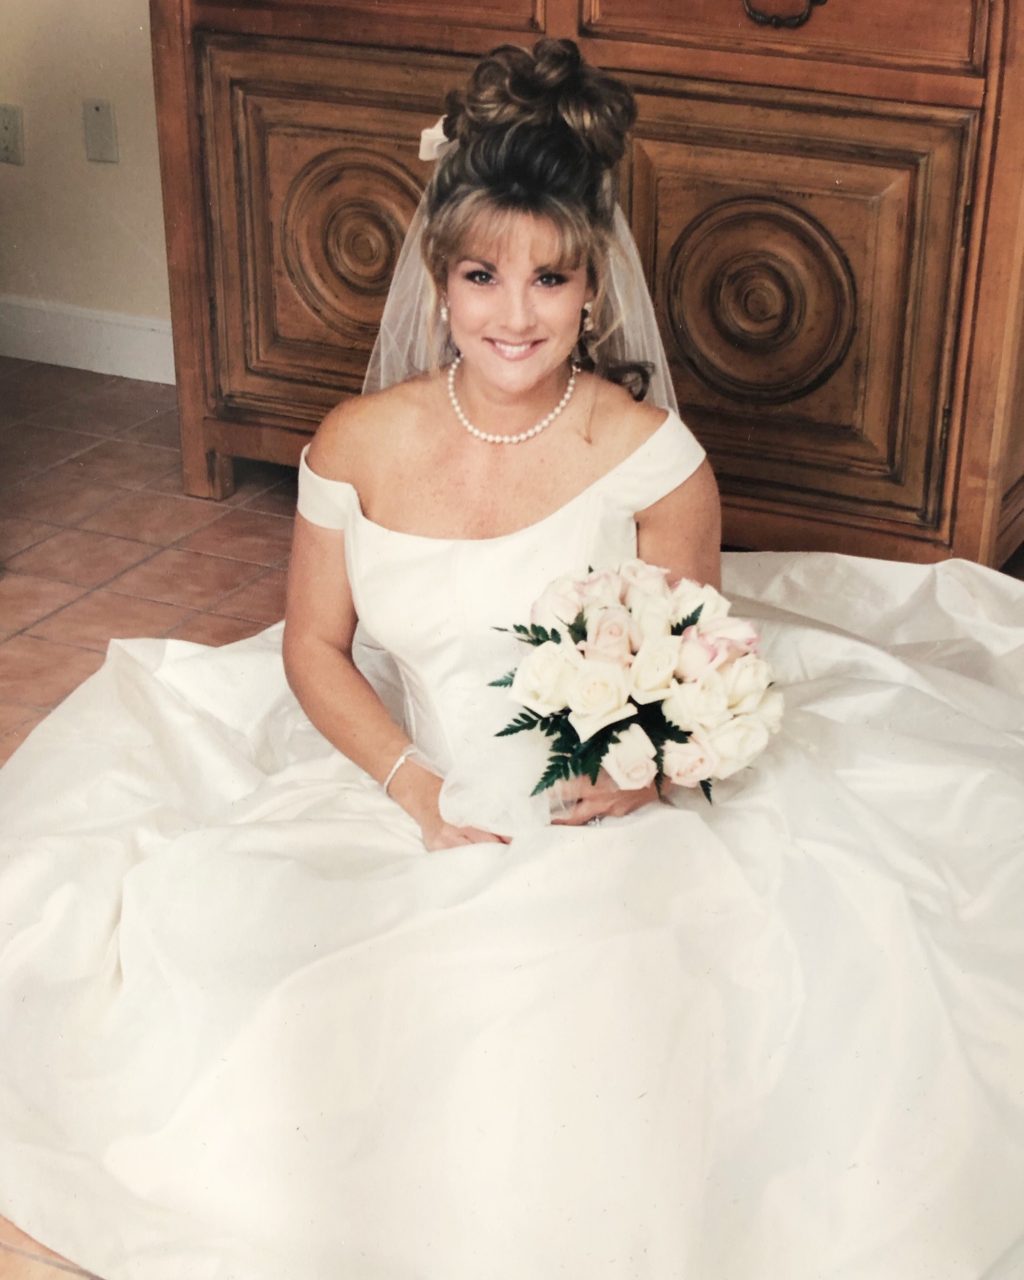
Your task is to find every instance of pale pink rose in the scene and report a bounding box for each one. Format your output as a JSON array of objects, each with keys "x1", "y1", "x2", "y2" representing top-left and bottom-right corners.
[
  {"x1": 530, "y1": 575, "x2": 585, "y2": 633},
  {"x1": 618, "y1": 559, "x2": 671, "y2": 608},
  {"x1": 662, "y1": 734, "x2": 719, "y2": 788},
  {"x1": 566, "y1": 658, "x2": 635, "y2": 742},
  {"x1": 602, "y1": 724, "x2": 658, "y2": 790},
  {"x1": 582, "y1": 605, "x2": 638, "y2": 666},
  {"x1": 670, "y1": 579, "x2": 731, "y2": 626},
  {"x1": 697, "y1": 615, "x2": 760, "y2": 660},
  {"x1": 675, "y1": 627, "x2": 729, "y2": 681},
  {"x1": 706, "y1": 714, "x2": 771, "y2": 779},
  {"x1": 719, "y1": 653, "x2": 773, "y2": 712},
  {"x1": 510, "y1": 641, "x2": 581, "y2": 716},
  {"x1": 577, "y1": 569, "x2": 624, "y2": 610},
  {"x1": 630, "y1": 635, "x2": 681, "y2": 703},
  {"x1": 662, "y1": 670, "x2": 730, "y2": 733}
]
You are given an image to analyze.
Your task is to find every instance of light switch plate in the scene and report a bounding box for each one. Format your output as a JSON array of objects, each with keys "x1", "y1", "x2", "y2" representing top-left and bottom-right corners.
[
  {"x1": 83, "y1": 99, "x2": 118, "y2": 163},
  {"x1": 0, "y1": 104, "x2": 25, "y2": 165}
]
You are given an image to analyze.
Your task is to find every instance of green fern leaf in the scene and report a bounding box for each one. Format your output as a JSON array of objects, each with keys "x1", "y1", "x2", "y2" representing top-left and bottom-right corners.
[
  {"x1": 496, "y1": 710, "x2": 543, "y2": 737},
  {"x1": 531, "y1": 753, "x2": 574, "y2": 795},
  {"x1": 671, "y1": 604, "x2": 704, "y2": 636},
  {"x1": 566, "y1": 610, "x2": 588, "y2": 646}
]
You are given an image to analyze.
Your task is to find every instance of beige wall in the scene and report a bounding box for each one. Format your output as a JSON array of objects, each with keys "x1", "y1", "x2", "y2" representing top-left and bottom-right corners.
[{"x1": 0, "y1": 0, "x2": 170, "y2": 320}]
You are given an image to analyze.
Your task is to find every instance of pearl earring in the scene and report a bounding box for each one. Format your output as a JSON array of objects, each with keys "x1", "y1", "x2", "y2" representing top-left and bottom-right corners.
[
  {"x1": 439, "y1": 300, "x2": 449, "y2": 324},
  {"x1": 582, "y1": 302, "x2": 594, "y2": 333}
]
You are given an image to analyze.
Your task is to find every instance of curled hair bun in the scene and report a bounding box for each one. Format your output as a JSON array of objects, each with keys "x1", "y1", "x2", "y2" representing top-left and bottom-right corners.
[{"x1": 444, "y1": 39, "x2": 636, "y2": 172}]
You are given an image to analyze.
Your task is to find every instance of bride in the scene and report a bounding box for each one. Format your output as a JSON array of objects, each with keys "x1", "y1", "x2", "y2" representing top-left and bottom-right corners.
[
  {"x1": 285, "y1": 38, "x2": 719, "y2": 847},
  {"x1": 1, "y1": 37, "x2": 1023, "y2": 1280}
]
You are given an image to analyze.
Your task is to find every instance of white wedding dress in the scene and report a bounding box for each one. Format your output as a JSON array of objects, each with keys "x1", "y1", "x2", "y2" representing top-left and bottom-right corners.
[{"x1": 1, "y1": 413, "x2": 1023, "y2": 1280}]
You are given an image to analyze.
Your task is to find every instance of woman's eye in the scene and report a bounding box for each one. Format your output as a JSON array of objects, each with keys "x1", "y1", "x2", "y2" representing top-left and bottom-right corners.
[
  {"x1": 465, "y1": 269, "x2": 493, "y2": 285},
  {"x1": 538, "y1": 272, "x2": 568, "y2": 287}
]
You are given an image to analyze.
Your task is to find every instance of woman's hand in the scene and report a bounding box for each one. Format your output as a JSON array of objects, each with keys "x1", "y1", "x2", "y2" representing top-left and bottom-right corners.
[
  {"x1": 388, "y1": 760, "x2": 509, "y2": 851},
  {"x1": 549, "y1": 769, "x2": 660, "y2": 826},
  {"x1": 419, "y1": 819, "x2": 510, "y2": 852}
]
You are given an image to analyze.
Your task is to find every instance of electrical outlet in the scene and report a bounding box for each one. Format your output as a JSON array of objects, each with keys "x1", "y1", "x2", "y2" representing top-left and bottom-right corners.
[
  {"x1": 0, "y1": 104, "x2": 25, "y2": 165},
  {"x1": 83, "y1": 99, "x2": 118, "y2": 163}
]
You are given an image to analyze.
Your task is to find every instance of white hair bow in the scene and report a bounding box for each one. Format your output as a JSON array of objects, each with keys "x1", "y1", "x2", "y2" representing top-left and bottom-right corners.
[{"x1": 418, "y1": 117, "x2": 452, "y2": 162}]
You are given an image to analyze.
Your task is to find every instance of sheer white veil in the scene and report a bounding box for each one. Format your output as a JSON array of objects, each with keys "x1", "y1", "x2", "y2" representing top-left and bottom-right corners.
[{"x1": 362, "y1": 131, "x2": 678, "y2": 414}]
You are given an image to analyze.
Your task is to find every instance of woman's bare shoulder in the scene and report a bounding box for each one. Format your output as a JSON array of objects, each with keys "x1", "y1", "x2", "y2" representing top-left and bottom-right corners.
[
  {"x1": 587, "y1": 374, "x2": 672, "y2": 455},
  {"x1": 307, "y1": 374, "x2": 440, "y2": 482}
]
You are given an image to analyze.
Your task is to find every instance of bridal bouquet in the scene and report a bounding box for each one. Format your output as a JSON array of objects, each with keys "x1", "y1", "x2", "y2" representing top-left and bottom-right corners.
[{"x1": 491, "y1": 560, "x2": 782, "y2": 799}]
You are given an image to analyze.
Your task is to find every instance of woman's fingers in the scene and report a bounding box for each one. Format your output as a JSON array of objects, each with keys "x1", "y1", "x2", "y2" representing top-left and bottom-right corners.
[
  {"x1": 552, "y1": 799, "x2": 608, "y2": 826},
  {"x1": 551, "y1": 779, "x2": 660, "y2": 826},
  {"x1": 423, "y1": 823, "x2": 510, "y2": 850},
  {"x1": 459, "y1": 826, "x2": 510, "y2": 844}
]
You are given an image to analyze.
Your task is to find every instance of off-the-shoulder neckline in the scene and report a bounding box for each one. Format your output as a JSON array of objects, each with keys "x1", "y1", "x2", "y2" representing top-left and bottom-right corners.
[{"x1": 301, "y1": 410, "x2": 683, "y2": 545}]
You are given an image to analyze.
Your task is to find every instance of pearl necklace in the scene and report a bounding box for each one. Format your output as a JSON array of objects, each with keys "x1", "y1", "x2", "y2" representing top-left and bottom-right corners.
[{"x1": 447, "y1": 355, "x2": 578, "y2": 445}]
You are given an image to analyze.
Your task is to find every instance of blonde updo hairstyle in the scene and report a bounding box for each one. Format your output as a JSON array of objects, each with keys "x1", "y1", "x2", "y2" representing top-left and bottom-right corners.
[{"x1": 422, "y1": 39, "x2": 649, "y2": 399}]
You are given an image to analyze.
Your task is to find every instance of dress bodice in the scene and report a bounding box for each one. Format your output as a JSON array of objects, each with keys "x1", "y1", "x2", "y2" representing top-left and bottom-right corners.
[{"x1": 297, "y1": 412, "x2": 706, "y2": 833}]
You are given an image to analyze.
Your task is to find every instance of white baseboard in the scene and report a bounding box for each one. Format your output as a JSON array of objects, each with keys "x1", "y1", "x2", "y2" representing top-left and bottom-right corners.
[{"x1": 0, "y1": 294, "x2": 176, "y2": 385}]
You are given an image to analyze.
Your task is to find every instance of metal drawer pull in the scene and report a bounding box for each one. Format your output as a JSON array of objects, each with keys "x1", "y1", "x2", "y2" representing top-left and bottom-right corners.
[{"x1": 743, "y1": 0, "x2": 827, "y2": 29}]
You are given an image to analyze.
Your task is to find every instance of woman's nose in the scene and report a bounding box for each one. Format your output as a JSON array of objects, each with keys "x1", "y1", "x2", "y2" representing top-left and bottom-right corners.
[{"x1": 503, "y1": 286, "x2": 536, "y2": 331}]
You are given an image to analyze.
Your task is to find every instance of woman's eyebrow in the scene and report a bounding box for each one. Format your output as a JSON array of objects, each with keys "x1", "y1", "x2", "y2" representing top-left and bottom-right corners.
[{"x1": 454, "y1": 257, "x2": 569, "y2": 273}]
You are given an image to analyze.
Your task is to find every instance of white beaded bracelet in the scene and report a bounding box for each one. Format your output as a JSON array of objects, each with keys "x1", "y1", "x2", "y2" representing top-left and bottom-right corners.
[{"x1": 382, "y1": 744, "x2": 417, "y2": 795}]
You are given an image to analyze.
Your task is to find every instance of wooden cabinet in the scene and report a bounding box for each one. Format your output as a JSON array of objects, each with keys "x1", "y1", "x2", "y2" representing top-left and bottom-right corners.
[{"x1": 150, "y1": 0, "x2": 1024, "y2": 566}]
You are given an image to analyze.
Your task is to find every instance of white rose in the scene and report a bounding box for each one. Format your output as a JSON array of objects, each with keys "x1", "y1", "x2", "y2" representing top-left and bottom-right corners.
[
  {"x1": 619, "y1": 559, "x2": 671, "y2": 608},
  {"x1": 630, "y1": 635, "x2": 681, "y2": 704},
  {"x1": 670, "y1": 579, "x2": 731, "y2": 626},
  {"x1": 662, "y1": 733, "x2": 718, "y2": 789},
  {"x1": 706, "y1": 714, "x2": 771, "y2": 779},
  {"x1": 509, "y1": 641, "x2": 580, "y2": 716},
  {"x1": 577, "y1": 569, "x2": 624, "y2": 610},
  {"x1": 530, "y1": 576, "x2": 585, "y2": 634},
  {"x1": 630, "y1": 592, "x2": 675, "y2": 642},
  {"x1": 754, "y1": 688, "x2": 784, "y2": 734},
  {"x1": 662, "y1": 670, "x2": 730, "y2": 733},
  {"x1": 566, "y1": 659, "x2": 636, "y2": 742},
  {"x1": 602, "y1": 724, "x2": 658, "y2": 790},
  {"x1": 719, "y1": 653, "x2": 773, "y2": 712},
  {"x1": 697, "y1": 615, "x2": 760, "y2": 658}
]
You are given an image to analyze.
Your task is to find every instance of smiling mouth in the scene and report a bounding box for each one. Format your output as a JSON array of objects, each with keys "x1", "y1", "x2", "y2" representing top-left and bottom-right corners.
[{"x1": 487, "y1": 339, "x2": 543, "y2": 361}]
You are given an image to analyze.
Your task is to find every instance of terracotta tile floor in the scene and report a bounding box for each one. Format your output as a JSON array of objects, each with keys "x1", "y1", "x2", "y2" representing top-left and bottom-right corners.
[
  {"x1": 2, "y1": 354, "x2": 1024, "y2": 1276},
  {"x1": 0, "y1": 358, "x2": 297, "y2": 778}
]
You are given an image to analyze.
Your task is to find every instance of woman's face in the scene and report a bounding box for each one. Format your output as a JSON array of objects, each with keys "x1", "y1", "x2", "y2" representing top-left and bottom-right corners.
[{"x1": 445, "y1": 212, "x2": 591, "y2": 403}]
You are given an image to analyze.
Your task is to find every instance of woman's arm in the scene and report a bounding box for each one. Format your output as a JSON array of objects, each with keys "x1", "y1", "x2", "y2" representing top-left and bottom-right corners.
[
  {"x1": 635, "y1": 458, "x2": 722, "y2": 591},
  {"x1": 283, "y1": 421, "x2": 507, "y2": 851}
]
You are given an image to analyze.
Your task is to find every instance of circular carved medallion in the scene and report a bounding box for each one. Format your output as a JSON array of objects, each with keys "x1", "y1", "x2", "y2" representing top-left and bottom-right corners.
[
  {"x1": 281, "y1": 148, "x2": 422, "y2": 340},
  {"x1": 666, "y1": 198, "x2": 856, "y2": 404}
]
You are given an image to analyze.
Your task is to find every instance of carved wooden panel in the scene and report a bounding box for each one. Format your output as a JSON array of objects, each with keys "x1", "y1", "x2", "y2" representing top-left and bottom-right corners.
[
  {"x1": 585, "y1": 0, "x2": 987, "y2": 76},
  {"x1": 628, "y1": 84, "x2": 976, "y2": 538},
  {"x1": 200, "y1": 38, "x2": 465, "y2": 421}
]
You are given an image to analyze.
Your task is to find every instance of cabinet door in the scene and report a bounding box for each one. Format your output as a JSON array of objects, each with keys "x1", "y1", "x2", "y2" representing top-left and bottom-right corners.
[
  {"x1": 628, "y1": 83, "x2": 977, "y2": 553},
  {"x1": 199, "y1": 37, "x2": 463, "y2": 424}
]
